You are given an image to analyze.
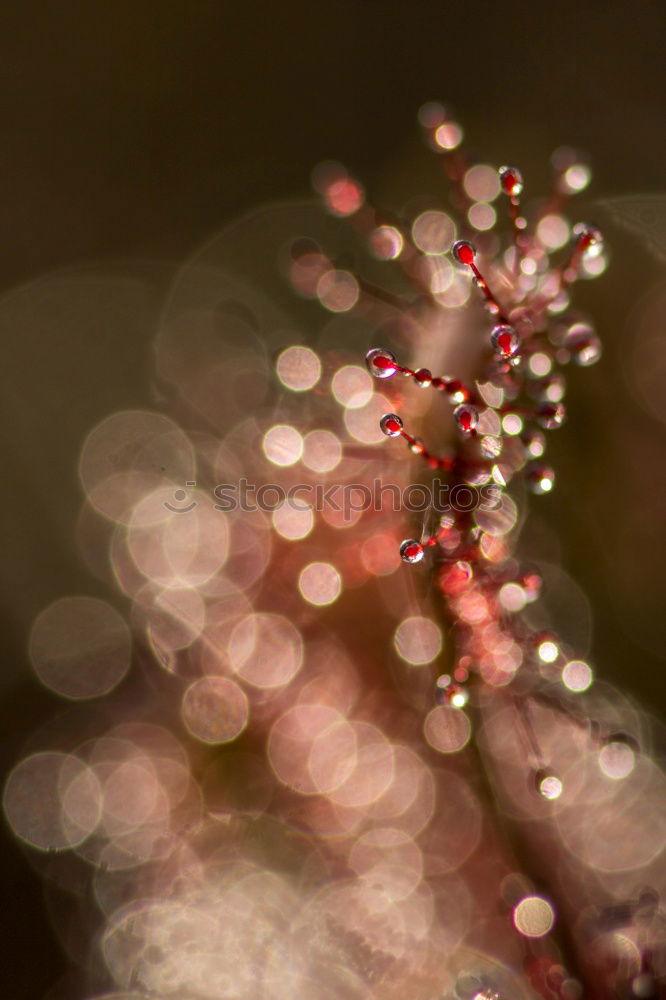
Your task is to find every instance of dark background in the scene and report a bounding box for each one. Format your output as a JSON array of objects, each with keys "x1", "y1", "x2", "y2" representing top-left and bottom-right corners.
[{"x1": 0, "y1": 2, "x2": 664, "y2": 996}]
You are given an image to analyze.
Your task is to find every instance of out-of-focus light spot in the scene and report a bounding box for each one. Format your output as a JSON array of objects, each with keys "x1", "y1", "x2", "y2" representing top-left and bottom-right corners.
[
  {"x1": 344, "y1": 392, "x2": 391, "y2": 444},
  {"x1": 521, "y1": 255, "x2": 538, "y2": 276},
  {"x1": 528, "y1": 352, "x2": 552, "y2": 377},
  {"x1": 324, "y1": 177, "x2": 364, "y2": 217},
  {"x1": 599, "y1": 740, "x2": 636, "y2": 780},
  {"x1": 361, "y1": 532, "x2": 401, "y2": 576},
  {"x1": 181, "y1": 676, "x2": 249, "y2": 744},
  {"x1": 269, "y1": 704, "x2": 344, "y2": 794},
  {"x1": 411, "y1": 210, "x2": 455, "y2": 255},
  {"x1": 418, "y1": 101, "x2": 446, "y2": 128},
  {"x1": 317, "y1": 270, "x2": 360, "y2": 313},
  {"x1": 102, "y1": 875, "x2": 297, "y2": 998},
  {"x1": 311, "y1": 161, "x2": 364, "y2": 217},
  {"x1": 363, "y1": 744, "x2": 434, "y2": 834},
  {"x1": 348, "y1": 828, "x2": 423, "y2": 899},
  {"x1": 480, "y1": 435, "x2": 502, "y2": 459},
  {"x1": 427, "y1": 256, "x2": 455, "y2": 295},
  {"x1": 270, "y1": 710, "x2": 395, "y2": 809},
  {"x1": 537, "y1": 772, "x2": 563, "y2": 800},
  {"x1": 4, "y1": 752, "x2": 101, "y2": 851},
  {"x1": 434, "y1": 121, "x2": 463, "y2": 150},
  {"x1": 448, "y1": 686, "x2": 469, "y2": 709},
  {"x1": 327, "y1": 722, "x2": 395, "y2": 808},
  {"x1": 548, "y1": 290, "x2": 570, "y2": 314},
  {"x1": 29, "y1": 596, "x2": 131, "y2": 700},
  {"x1": 479, "y1": 533, "x2": 506, "y2": 564},
  {"x1": 93, "y1": 762, "x2": 160, "y2": 836},
  {"x1": 491, "y1": 465, "x2": 507, "y2": 488},
  {"x1": 299, "y1": 561, "x2": 342, "y2": 606},
  {"x1": 129, "y1": 492, "x2": 229, "y2": 588},
  {"x1": 538, "y1": 640, "x2": 559, "y2": 664},
  {"x1": 394, "y1": 616, "x2": 442, "y2": 665},
  {"x1": 529, "y1": 465, "x2": 555, "y2": 494},
  {"x1": 289, "y1": 249, "x2": 330, "y2": 298},
  {"x1": 582, "y1": 252, "x2": 608, "y2": 277},
  {"x1": 79, "y1": 410, "x2": 195, "y2": 525},
  {"x1": 456, "y1": 591, "x2": 490, "y2": 625},
  {"x1": 552, "y1": 147, "x2": 587, "y2": 176},
  {"x1": 562, "y1": 163, "x2": 591, "y2": 193},
  {"x1": 523, "y1": 429, "x2": 546, "y2": 459},
  {"x1": 307, "y1": 716, "x2": 358, "y2": 794},
  {"x1": 562, "y1": 659, "x2": 593, "y2": 692},
  {"x1": 477, "y1": 379, "x2": 505, "y2": 410},
  {"x1": 276, "y1": 345, "x2": 321, "y2": 392},
  {"x1": 311, "y1": 159, "x2": 342, "y2": 193},
  {"x1": 476, "y1": 407, "x2": 501, "y2": 436},
  {"x1": 331, "y1": 364, "x2": 373, "y2": 409},
  {"x1": 369, "y1": 225, "x2": 404, "y2": 260},
  {"x1": 423, "y1": 706, "x2": 471, "y2": 753},
  {"x1": 513, "y1": 895, "x2": 555, "y2": 938},
  {"x1": 229, "y1": 613, "x2": 303, "y2": 688},
  {"x1": 463, "y1": 165, "x2": 501, "y2": 202},
  {"x1": 474, "y1": 493, "x2": 517, "y2": 537},
  {"x1": 502, "y1": 413, "x2": 523, "y2": 435},
  {"x1": 537, "y1": 214, "x2": 570, "y2": 250},
  {"x1": 439, "y1": 559, "x2": 473, "y2": 595},
  {"x1": 272, "y1": 502, "x2": 314, "y2": 540},
  {"x1": 468, "y1": 202, "x2": 496, "y2": 232},
  {"x1": 147, "y1": 585, "x2": 206, "y2": 653},
  {"x1": 632, "y1": 974, "x2": 657, "y2": 998},
  {"x1": 302, "y1": 429, "x2": 342, "y2": 473},
  {"x1": 499, "y1": 582, "x2": 526, "y2": 613},
  {"x1": 320, "y1": 487, "x2": 363, "y2": 530},
  {"x1": 262, "y1": 424, "x2": 303, "y2": 467},
  {"x1": 436, "y1": 274, "x2": 471, "y2": 309},
  {"x1": 560, "y1": 755, "x2": 665, "y2": 871}
]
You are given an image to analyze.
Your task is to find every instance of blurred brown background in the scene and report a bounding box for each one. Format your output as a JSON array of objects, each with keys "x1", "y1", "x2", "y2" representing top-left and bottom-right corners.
[{"x1": 0, "y1": 1, "x2": 664, "y2": 996}]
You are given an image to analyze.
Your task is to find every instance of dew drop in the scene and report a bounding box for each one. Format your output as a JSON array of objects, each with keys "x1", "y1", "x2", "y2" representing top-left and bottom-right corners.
[
  {"x1": 366, "y1": 347, "x2": 398, "y2": 378},
  {"x1": 379, "y1": 413, "x2": 403, "y2": 437},
  {"x1": 454, "y1": 403, "x2": 479, "y2": 434},
  {"x1": 491, "y1": 324, "x2": 521, "y2": 359},
  {"x1": 399, "y1": 539, "x2": 424, "y2": 564},
  {"x1": 452, "y1": 240, "x2": 476, "y2": 266},
  {"x1": 499, "y1": 165, "x2": 524, "y2": 198}
]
